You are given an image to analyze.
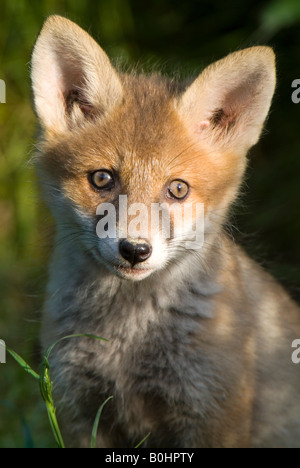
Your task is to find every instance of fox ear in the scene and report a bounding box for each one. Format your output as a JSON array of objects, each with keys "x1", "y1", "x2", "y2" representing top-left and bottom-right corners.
[
  {"x1": 177, "y1": 47, "x2": 276, "y2": 154},
  {"x1": 31, "y1": 15, "x2": 123, "y2": 133}
]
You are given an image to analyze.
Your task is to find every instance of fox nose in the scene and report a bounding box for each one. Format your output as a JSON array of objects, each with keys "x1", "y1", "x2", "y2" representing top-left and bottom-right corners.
[{"x1": 119, "y1": 239, "x2": 152, "y2": 266}]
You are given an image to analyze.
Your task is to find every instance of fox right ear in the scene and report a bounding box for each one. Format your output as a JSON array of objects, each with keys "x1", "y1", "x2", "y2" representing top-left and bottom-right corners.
[
  {"x1": 31, "y1": 16, "x2": 123, "y2": 133},
  {"x1": 176, "y1": 47, "x2": 276, "y2": 155}
]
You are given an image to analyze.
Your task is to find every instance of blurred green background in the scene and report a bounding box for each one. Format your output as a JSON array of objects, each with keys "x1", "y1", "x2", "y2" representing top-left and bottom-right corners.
[{"x1": 0, "y1": 0, "x2": 300, "y2": 448}]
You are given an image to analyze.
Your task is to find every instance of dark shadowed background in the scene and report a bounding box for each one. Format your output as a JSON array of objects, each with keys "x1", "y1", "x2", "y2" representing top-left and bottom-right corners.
[{"x1": 0, "y1": 0, "x2": 300, "y2": 448}]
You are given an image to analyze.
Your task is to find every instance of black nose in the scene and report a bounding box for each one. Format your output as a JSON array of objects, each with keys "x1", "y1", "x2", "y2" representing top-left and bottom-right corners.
[{"x1": 119, "y1": 239, "x2": 152, "y2": 266}]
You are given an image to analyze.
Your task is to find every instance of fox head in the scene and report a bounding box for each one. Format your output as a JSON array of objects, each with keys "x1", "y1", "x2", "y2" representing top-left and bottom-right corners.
[{"x1": 31, "y1": 16, "x2": 276, "y2": 281}]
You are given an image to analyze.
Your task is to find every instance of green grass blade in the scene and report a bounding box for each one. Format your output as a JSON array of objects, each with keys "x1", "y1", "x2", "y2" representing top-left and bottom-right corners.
[
  {"x1": 135, "y1": 432, "x2": 151, "y2": 448},
  {"x1": 6, "y1": 347, "x2": 40, "y2": 380},
  {"x1": 45, "y1": 334, "x2": 108, "y2": 360},
  {"x1": 39, "y1": 334, "x2": 108, "y2": 448},
  {"x1": 6, "y1": 335, "x2": 109, "y2": 448},
  {"x1": 45, "y1": 401, "x2": 65, "y2": 448},
  {"x1": 39, "y1": 356, "x2": 65, "y2": 448},
  {"x1": 90, "y1": 396, "x2": 114, "y2": 448},
  {"x1": 39, "y1": 357, "x2": 53, "y2": 404}
]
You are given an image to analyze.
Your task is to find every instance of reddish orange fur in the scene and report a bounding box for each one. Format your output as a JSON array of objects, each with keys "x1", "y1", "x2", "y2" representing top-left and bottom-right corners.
[{"x1": 38, "y1": 74, "x2": 246, "y2": 226}]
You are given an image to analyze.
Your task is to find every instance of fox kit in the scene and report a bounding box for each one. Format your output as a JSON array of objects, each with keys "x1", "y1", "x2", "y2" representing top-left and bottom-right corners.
[{"x1": 31, "y1": 16, "x2": 300, "y2": 448}]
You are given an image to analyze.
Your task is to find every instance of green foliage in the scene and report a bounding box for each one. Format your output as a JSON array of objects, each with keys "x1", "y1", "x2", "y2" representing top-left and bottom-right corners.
[
  {"x1": 6, "y1": 347, "x2": 40, "y2": 381},
  {"x1": 1, "y1": 0, "x2": 299, "y2": 448},
  {"x1": 8, "y1": 335, "x2": 109, "y2": 448},
  {"x1": 90, "y1": 396, "x2": 114, "y2": 449},
  {"x1": 260, "y1": 0, "x2": 300, "y2": 38},
  {"x1": 8, "y1": 336, "x2": 150, "y2": 448}
]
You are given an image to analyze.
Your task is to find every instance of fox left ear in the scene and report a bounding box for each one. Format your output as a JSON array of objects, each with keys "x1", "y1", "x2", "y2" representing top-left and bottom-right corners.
[
  {"x1": 31, "y1": 15, "x2": 123, "y2": 133},
  {"x1": 176, "y1": 47, "x2": 276, "y2": 154}
]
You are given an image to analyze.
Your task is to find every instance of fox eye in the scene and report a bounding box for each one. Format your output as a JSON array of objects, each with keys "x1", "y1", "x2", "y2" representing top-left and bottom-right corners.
[
  {"x1": 90, "y1": 170, "x2": 114, "y2": 190},
  {"x1": 167, "y1": 180, "x2": 189, "y2": 200}
]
